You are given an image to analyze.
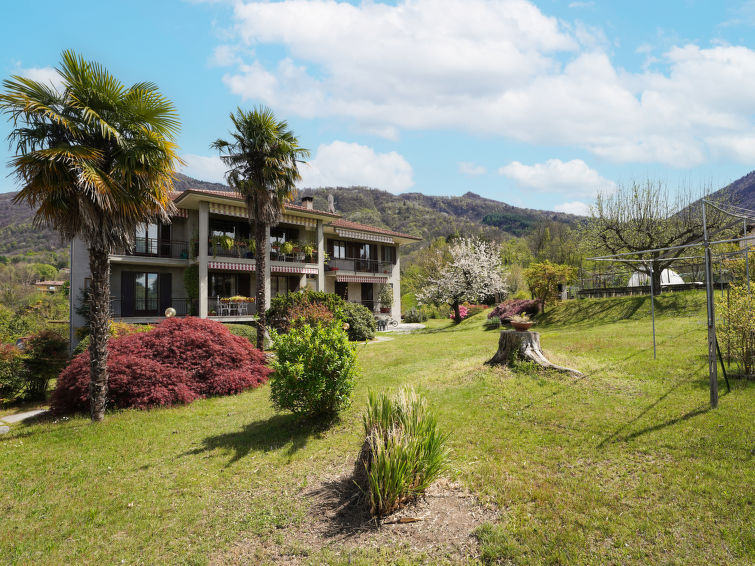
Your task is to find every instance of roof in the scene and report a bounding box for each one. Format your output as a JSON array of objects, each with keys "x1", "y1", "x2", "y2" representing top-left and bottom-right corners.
[
  {"x1": 173, "y1": 188, "x2": 341, "y2": 218},
  {"x1": 173, "y1": 187, "x2": 421, "y2": 241},
  {"x1": 36, "y1": 280, "x2": 66, "y2": 286},
  {"x1": 331, "y1": 218, "x2": 422, "y2": 241}
]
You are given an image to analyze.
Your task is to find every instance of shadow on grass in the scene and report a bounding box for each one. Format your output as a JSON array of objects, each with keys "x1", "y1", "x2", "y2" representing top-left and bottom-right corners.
[
  {"x1": 597, "y1": 376, "x2": 718, "y2": 448},
  {"x1": 184, "y1": 412, "x2": 331, "y2": 465}
]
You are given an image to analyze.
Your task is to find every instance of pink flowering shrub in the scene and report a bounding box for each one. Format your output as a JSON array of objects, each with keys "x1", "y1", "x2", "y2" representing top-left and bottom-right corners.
[
  {"x1": 450, "y1": 305, "x2": 469, "y2": 320},
  {"x1": 488, "y1": 299, "x2": 540, "y2": 321},
  {"x1": 52, "y1": 317, "x2": 271, "y2": 414}
]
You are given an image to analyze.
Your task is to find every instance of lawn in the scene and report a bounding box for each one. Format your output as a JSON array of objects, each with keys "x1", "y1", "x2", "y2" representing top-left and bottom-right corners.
[{"x1": 1, "y1": 291, "x2": 753, "y2": 565}]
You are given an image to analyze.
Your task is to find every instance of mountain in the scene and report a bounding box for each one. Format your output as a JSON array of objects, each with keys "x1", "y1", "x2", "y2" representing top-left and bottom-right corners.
[
  {"x1": 297, "y1": 186, "x2": 579, "y2": 251},
  {"x1": 710, "y1": 170, "x2": 755, "y2": 210},
  {"x1": 11, "y1": 168, "x2": 754, "y2": 259},
  {"x1": 0, "y1": 192, "x2": 67, "y2": 257}
]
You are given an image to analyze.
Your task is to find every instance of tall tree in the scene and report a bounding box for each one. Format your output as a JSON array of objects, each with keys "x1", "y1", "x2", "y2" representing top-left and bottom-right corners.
[
  {"x1": 417, "y1": 237, "x2": 507, "y2": 323},
  {"x1": 1, "y1": 50, "x2": 181, "y2": 421},
  {"x1": 584, "y1": 181, "x2": 730, "y2": 292},
  {"x1": 212, "y1": 107, "x2": 308, "y2": 350}
]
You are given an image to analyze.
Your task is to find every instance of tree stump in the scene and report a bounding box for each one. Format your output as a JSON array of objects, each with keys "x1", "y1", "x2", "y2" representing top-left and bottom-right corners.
[{"x1": 486, "y1": 330, "x2": 583, "y2": 377}]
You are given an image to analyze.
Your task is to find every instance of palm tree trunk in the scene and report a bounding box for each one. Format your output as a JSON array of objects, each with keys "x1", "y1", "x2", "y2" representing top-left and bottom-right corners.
[
  {"x1": 255, "y1": 222, "x2": 267, "y2": 351},
  {"x1": 88, "y1": 245, "x2": 111, "y2": 421}
]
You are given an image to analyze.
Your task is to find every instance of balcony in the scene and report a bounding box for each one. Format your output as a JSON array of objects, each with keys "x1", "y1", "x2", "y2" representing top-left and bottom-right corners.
[
  {"x1": 123, "y1": 238, "x2": 190, "y2": 260},
  {"x1": 209, "y1": 241, "x2": 318, "y2": 263},
  {"x1": 110, "y1": 297, "x2": 198, "y2": 318},
  {"x1": 325, "y1": 257, "x2": 393, "y2": 275}
]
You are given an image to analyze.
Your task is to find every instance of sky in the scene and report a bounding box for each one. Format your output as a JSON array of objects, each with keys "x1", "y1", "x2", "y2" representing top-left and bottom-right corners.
[{"x1": 1, "y1": 0, "x2": 755, "y2": 215}]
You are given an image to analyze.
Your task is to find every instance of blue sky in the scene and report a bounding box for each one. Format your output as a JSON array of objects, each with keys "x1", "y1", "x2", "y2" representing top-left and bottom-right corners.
[{"x1": 2, "y1": 0, "x2": 755, "y2": 214}]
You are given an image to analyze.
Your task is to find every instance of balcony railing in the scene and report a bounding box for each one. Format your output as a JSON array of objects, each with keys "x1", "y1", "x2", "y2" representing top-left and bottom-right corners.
[
  {"x1": 210, "y1": 243, "x2": 318, "y2": 263},
  {"x1": 325, "y1": 257, "x2": 394, "y2": 275},
  {"x1": 110, "y1": 297, "x2": 198, "y2": 318},
  {"x1": 124, "y1": 238, "x2": 190, "y2": 260}
]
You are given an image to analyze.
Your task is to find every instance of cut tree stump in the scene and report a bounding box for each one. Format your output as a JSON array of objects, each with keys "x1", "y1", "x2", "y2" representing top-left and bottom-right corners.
[{"x1": 486, "y1": 330, "x2": 583, "y2": 377}]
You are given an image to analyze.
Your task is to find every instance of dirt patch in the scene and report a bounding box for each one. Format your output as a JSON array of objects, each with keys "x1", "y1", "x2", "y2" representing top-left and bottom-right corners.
[{"x1": 213, "y1": 472, "x2": 498, "y2": 565}]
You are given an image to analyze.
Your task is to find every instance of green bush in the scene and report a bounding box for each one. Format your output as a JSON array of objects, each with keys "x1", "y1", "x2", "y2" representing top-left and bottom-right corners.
[
  {"x1": 403, "y1": 307, "x2": 427, "y2": 323},
  {"x1": 23, "y1": 329, "x2": 68, "y2": 401},
  {"x1": 716, "y1": 284, "x2": 754, "y2": 375},
  {"x1": 224, "y1": 323, "x2": 257, "y2": 344},
  {"x1": 266, "y1": 290, "x2": 345, "y2": 332},
  {"x1": 270, "y1": 323, "x2": 358, "y2": 418},
  {"x1": 357, "y1": 388, "x2": 448, "y2": 517},
  {"x1": 0, "y1": 344, "x2": 26, "y2": 400},
  {"x1": 342, "y1": 301, "x2": 376, "y2": 342}
]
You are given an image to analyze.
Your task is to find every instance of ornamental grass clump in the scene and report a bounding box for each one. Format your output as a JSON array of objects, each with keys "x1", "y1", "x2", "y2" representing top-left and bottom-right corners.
[
  {"x1": 356, "y1": 388, "x2": 449, "y2": 517},
  {"x1": 270, "y1": 322, "x2": 358, "y2": 418}
]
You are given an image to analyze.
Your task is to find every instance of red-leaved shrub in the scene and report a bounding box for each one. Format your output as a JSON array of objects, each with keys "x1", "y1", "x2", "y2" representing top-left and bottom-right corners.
[
  {"x1": 488, "y1": 299, "x2": 540, "y2": 321},
  {"x1": 52, "y1": 317, "x2": 271, "y2": 414}
]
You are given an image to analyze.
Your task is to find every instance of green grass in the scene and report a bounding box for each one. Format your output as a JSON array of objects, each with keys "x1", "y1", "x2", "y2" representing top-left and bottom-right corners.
[{"x1": 1, "y1": 293, "x2": 753, "y2": 565}]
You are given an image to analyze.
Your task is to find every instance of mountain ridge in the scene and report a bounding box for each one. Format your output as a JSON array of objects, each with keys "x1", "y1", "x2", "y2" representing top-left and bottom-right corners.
[{"x1": 2, "y1": 170, "x2": 753, "y2": 258}]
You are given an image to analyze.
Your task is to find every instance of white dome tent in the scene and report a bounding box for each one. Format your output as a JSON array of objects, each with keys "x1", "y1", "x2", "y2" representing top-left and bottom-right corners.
[{"x1": 627, "y1": 268, "x2": 685, "y2": 287}]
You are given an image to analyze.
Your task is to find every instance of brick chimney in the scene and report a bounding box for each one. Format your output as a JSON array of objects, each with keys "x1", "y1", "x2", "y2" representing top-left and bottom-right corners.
[{"x1": 301, "y1": 196, "x2": 314, "y2": 210}]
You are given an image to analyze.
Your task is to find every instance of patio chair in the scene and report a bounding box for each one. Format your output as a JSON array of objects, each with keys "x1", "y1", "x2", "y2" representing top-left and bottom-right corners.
[
  {"x1": 216, "y1": 297, "x2": 231, "y2": 316},
  {"x1": 236, "y1": 301, "x2": 248, "y2": 315}
]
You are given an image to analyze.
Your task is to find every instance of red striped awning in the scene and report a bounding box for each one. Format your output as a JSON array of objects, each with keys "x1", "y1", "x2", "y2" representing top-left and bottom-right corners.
[
  {"x1": 208, "y1": 261, "x2": 255, "y2": 271},
  {"x1": 336, "y1": 275, "x2": 388, "y2": 283},
  {"x1": 207, "y1": 261, "x2": 318, "y2": 275},
  {"x1": 273, "y1": 265, "x2": 318, "y2": 275}
]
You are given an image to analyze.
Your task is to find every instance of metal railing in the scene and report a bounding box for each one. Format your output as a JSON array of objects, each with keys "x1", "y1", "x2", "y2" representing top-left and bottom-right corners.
[
  {"x1": 110, "y1": 297, "x2": 198, "y2": 318},
  {"x1": 210, "y1": 243, "x2": 318, "y2": 263},
  {"x1": 325, "y1": 257, "x2": 393, "y2": 274},
  {"x1": 125, "y1": 238, "x2": 190, "y2": 259}
]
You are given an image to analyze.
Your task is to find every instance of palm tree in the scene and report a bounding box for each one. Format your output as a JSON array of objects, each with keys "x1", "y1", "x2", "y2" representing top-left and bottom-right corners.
[
  {"x1": 212, "y1": 107, "x2": 308, "y2": 350},
  {"x1": 0, "y1": 51, "x2": 181, "y2": 421}
]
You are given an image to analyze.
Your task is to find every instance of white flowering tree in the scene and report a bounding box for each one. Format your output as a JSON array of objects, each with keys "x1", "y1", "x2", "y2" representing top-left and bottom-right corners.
[{"x1": 417, "y1": 237, "x2": 508, "y2": 323}]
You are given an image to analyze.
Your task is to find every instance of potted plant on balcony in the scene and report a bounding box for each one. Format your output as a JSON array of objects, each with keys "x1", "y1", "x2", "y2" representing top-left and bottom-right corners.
[
  {"x1": 271, "y1": 241, "x2": 281, "y2": 260},
  {"x1": 246, "y1": 238, "x2": 256, "y2": 259},
  {"x1": 280, "y1": 241, "x2": 294, "y2": 258},
  {"x1": 378, "y1": 283, "x2": 393, "y2": 313},
  {"x1": 302, "y1": 242, "x2": 316, "y2": 262}
]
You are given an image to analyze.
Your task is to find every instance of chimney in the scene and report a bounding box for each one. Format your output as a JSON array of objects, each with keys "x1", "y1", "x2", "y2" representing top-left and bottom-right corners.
[{"x1": 301, "y1": 196, "x2": 314, "y2": 210}]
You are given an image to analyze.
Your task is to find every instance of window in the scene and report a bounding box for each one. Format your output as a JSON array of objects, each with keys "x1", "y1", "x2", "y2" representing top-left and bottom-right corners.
[
  {"x1": 135, "y1": 272, "x2": 159, "y2": 313},
  {"x1": 335, "y1": 281, "x2": 348, "y2": 300},
  {"x1": 270, "y1": 226, "x2": 299, "y2": 246},
  {"x1": 361, "y1": 282, "x2": 374, "y2": 308},
  {"x1": 382, "y1": 246, "x2": 396, "y2": 264},
  {"x1": 328, "y1": 239, "x2": 347, "y2": 259},
  {"x1": 135, "y1": 223, "x2": 158, "y2": 255},
  {"x1": 271, "y1": 275, "x2": 299, "y2": 297},
  {"x1": 210, "y1": 219, "x2": 249, "y2": 240}
]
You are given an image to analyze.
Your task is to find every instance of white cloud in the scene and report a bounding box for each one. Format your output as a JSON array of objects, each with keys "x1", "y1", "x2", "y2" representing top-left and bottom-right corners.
[
  {"x1": 458, "y1": 162, "x2": 487, "y2": 176},
  {"x1": 20, "y1": 66, "x2": 63, "y2": 90},
  {"x1": 568, "y1": 1, "x2": 594, "y2": 8},
  {"x1": 554, "y1": 201, "x2": 591, "y2": 216},
  {"x1": 498, "y1": 158, "x2": 615, "y2": 197},
  {"x1": 210, "y1": 44, "x2": 242, "y2": 67},
  {"x1": 215, "y1": 0, "x2": 755, "y2": 168},
  {"x1": 180, "y1": 154, "x2": 227, "y2": 184},
  {"x1": 299, "y1": 141, "x2": 413, "y2": 193}
]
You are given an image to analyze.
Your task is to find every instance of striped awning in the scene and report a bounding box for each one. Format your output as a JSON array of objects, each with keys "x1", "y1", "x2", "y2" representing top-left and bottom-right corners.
[
  {"x1": 172, "y1": 208, "x2": 189, "y2": 218},
  {"x1": 208, "y1": 202, "x2": 316, "y2": 230},
  {"x1": 209, "y1": 202, "x2": 246, "y2": 218},
  {"x1": 208, "y1": 261, "x2": 255, "y2": 271},
  {"x1": 207, "y1": 261, "x2": 317, "y2": 275},
  {"x1": 281, "y1": 213, "x2": 316, "y2": 230},
  {"x1": 335, "y1": 228, "x2": 394, "y2": 244},
  {"x1": 336, "y1": 274, "x2": 388, "y2": 283},
  {"x1": 273, "y1": 265, "x2": 318, "y2": 275}
]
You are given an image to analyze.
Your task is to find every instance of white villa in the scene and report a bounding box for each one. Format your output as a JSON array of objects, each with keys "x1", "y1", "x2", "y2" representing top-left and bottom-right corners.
[{"x1": 69, "y1": 188, "x2": 420, "y2": 344}]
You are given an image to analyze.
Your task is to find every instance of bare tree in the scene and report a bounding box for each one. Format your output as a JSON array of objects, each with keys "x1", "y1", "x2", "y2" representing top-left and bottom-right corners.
[{"x1": 583, "y1": 181, "x2": 731, "y2": 292}]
